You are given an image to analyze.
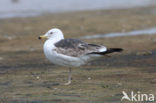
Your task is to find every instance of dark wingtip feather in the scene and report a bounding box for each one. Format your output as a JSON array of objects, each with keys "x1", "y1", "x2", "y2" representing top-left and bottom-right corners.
[
  {"x1": 109, "y1": 48, "x2": 123, "y2": 52},
  {"x1": 88, "y1": 48, "x2": 123, "y2": 55},
  {"x1": 106, "y1": 48, "x2": 123, "y2": 54},
  {"x1": 87, "y1": 48, "x2": 123, "y2": 55}
]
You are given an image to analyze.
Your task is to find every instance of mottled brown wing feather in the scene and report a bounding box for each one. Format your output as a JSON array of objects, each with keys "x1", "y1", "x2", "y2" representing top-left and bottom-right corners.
[{"x1": 54, "y1": 39, "x2": 102, "y2": 57}]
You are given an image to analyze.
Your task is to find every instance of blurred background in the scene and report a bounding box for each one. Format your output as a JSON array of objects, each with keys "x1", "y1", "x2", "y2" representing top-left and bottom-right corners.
[
  {"x1": 0, "y1": 0, "x2": 156, "y2": 19},
  {"x1": 0, "y1": 0, "x2": 156, "y2": 103}
]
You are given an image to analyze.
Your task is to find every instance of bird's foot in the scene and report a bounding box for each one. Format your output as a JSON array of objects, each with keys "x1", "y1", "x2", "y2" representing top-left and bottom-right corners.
[{"x1": 64, "y1": 81, "x2": 71, "y2": 85}]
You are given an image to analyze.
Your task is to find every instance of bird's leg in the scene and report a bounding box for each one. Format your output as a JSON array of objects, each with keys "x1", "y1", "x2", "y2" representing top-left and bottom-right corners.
[{"x1": 64, "y1": 68, "x2": 72, "y2": 85}]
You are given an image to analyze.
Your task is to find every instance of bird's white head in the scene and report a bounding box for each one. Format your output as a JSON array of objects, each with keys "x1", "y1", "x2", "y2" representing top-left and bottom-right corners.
[{"x1": 38, "y1": 28, "x2": 64, "y2": 41}]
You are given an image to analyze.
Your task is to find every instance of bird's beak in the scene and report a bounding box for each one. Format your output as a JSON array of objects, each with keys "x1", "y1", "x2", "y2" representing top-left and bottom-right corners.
[{"x1": 38, "y1": 35, "x2": 47, "y2": 40}]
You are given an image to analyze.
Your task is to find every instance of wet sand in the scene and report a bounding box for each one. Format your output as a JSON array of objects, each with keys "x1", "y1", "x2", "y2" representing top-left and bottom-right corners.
[{"x1": 0, "y1": 7, "x2": 156, "y2": 103}]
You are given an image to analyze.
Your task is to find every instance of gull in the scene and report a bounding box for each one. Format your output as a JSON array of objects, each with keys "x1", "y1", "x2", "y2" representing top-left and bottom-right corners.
[{"x1": 38, "y1": 28, "x2": 123, "y2": 85}]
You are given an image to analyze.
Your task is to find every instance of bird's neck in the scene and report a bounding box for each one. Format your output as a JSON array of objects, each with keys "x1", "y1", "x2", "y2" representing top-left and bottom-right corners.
[{"x1": 44, "y1": 34, "x2": 64, "y2": 48}]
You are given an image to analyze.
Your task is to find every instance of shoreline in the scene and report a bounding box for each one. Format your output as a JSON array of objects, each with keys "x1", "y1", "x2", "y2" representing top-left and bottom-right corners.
[
  {"x1": 0, "y1": 0, "x2": 156, "y2": 19},
  {"x1": 0, "y1": 6, "x2": 156, "y2": 19}
]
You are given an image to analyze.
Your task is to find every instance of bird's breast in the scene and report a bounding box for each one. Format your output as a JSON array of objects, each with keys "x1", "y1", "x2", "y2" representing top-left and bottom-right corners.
[{"x1": 43, "y1": 40, "x2": 88, "y2": 67}]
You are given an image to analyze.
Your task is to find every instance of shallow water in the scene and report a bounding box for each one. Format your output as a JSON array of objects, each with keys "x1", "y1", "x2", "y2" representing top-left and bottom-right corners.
[
  {"x1": 0, "y1": 0, "x2": 156, "y2": 19},
  {"x1": 81, "y1": 27, "x2": 156, "y2": 39}
]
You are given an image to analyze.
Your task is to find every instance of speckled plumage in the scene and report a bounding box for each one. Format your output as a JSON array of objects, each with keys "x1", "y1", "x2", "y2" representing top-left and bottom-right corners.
[{"x1": 54, "y1": 38, "x2": 106, "y2": 57}]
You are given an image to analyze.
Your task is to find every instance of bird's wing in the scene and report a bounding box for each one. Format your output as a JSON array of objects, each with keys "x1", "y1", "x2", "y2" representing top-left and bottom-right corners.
[{"x1": 54, "y1": 38, "x2": 106, "y2": 57}]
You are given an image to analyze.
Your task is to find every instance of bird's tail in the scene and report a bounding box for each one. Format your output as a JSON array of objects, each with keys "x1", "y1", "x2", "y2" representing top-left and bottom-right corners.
[{"x1": 88, "y1": 48, "x2": 123, "y2": 55}]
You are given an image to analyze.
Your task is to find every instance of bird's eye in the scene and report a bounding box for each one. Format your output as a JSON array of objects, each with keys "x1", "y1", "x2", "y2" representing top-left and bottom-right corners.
[{"x1": 50, "y1": 32, "x2": 53, "y2": 34}]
